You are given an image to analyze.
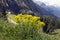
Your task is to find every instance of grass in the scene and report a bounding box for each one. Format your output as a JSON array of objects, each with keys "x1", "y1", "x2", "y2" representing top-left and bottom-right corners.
[
  {"x1": 0, "y1": 19, "x2": 59, "y2": 40},
  {"x1": 0, "y1": 14, "x2": 60, "y2": 40},
  {"x1": 53, "y1": 29, "x2": 60, "y2": 37}
]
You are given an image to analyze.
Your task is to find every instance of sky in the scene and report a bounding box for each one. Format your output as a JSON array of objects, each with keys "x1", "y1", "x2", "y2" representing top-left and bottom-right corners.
[{"x1": 32, "y1": 0, "x2": 60, "y2": 6}]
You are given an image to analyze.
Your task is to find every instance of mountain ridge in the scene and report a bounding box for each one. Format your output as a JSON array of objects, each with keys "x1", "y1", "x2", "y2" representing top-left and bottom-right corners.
[{"x1": 0, "y1": 0, "x2": 59, "y2": 18}]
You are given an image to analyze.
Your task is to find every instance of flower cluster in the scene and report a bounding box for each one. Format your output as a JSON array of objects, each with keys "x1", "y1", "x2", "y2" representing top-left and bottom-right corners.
[{"x1": 14, "y1": 14, "x2": 45, "y2": 27}]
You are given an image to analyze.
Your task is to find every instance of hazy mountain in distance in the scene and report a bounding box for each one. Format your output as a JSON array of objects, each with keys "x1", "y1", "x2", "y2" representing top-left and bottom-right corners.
[{"x1": 35, "y1": 0, "x2": 60, "y2": 18}]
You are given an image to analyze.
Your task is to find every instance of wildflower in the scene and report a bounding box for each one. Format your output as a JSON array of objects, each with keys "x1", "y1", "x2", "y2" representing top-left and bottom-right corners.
[
  {"x1": 7, "y1": 13, "x2": 45, "y2": 27},
  {"x1": 32, "y1": 16, "x2": 40, "y2": 22},
  {"x1": 38, "y1": 22, "x2": 45, "y2": 27}
]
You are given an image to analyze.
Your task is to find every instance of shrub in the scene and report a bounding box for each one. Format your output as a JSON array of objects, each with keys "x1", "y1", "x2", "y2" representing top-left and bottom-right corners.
[
  {"x1": 40, "y1": 16, "x2": 57, "y2": 33},
  {"x1": 0, "y1": 12, "x2": 4, "y2": 18},
  {"x1": 14, "y1": 14, "x2": 45, "y2": 26},
  {"x1": 7, "y1": 14, "x2": 45, "y2": 27},
  {"x1": 0, "y1": 19, "x2": 59, "y2": 40}
]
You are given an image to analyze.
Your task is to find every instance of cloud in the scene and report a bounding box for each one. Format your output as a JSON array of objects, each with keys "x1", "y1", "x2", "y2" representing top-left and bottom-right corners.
[{"x1": 32, "y1": 0, "x2": 60, "y2": 6}]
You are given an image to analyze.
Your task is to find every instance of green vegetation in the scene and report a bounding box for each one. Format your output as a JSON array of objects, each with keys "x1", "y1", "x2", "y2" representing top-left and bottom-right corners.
[
  {"x1": 0, "y1": 13, "x2": 60, "y2": 40},
  {"x1": 7, "y1": 14, "x2": 45, "y2": 26},
  {"x1": 0, "y1": 18, "x2": 59, "y2": 40},
  {"x1": 40, "y1": 15, "x2": 58, "y2": 33}
]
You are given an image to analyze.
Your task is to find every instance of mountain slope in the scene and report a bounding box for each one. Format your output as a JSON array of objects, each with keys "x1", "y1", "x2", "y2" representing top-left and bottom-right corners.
[{"x1": 0, "y1": 0, "x2": 58, "y2": 18}]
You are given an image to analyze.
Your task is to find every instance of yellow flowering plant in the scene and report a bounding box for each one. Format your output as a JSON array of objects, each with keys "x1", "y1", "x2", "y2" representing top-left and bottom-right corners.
[
  {"x1": 7, "y1": 13, "x2": 45, "y2": 32},
  {"x1": 13, "y1": 14, "x2": 45, "y2": 27},
  {"x1": 5, "y1": 13, "x2": 46, "y2": 40},
  {"x1": 7, "y1": 13, "x2": 45, "y2": 26}
]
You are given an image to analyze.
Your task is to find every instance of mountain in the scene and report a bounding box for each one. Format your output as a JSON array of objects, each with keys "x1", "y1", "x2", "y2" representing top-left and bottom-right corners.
[
  {"x1": 0, "y1": 0, "x2": 58, "y2": 18},
  {"x1": 47, "y1": 6, "x2": 60, "y2": 18},
  {"x1": 33, "y1": 0, "x2": 60, "y2": 18}
]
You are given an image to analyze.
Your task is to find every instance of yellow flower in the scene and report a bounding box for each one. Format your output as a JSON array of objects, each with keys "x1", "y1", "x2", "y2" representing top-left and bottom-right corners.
[
  {"x1": 8, "y1": 13, "x2": 45, "y2": 27},
  {"x1": 38, "y1": 22, "x2": 45, "y2": 27},
  {"x1": 25, "y1": 15, "x2": 32, "y2": 19},
  {"x1": 31, "y1": 16, "x2": 40, "y2": 22}
]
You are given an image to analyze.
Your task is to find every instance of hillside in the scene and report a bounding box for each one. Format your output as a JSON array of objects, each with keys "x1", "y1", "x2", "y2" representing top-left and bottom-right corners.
[
  {"x1": 0, "y1": 0, "x2": 60, "y2": 40},
  {"x1": 0, "y1": 0, "x2": 58, "y2": 18}
]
